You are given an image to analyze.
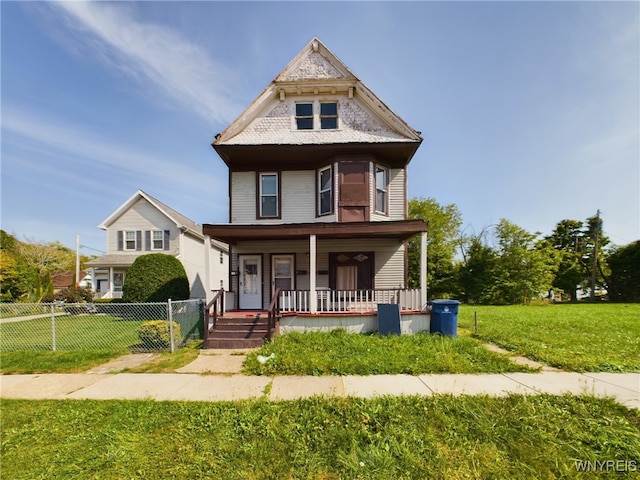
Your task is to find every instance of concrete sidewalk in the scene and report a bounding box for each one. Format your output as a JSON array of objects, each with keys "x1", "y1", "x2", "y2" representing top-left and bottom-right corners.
[{"x1": 1, "y1": 371, "x2": 638, "y2": 408}]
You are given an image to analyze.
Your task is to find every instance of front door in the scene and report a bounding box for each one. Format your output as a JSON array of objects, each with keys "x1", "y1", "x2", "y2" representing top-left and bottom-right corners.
[
  {"x1": 272, "y1": 254, "x2": 295, "y2": 293},
  {"x1": 239, "y1": 255, "x2": 262, "y2": 309}
]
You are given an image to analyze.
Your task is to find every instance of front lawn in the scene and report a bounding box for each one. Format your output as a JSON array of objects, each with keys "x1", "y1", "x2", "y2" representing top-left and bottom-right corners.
[
  {"x1": 2, "y1": 395, "x2": 638, "y2": 479},
  {"x1": 458, "y1": 303, "x2": 640, "y2": 372},
  {"x1": 244, "y1": 330, "x2": 533, "y2": 375}
]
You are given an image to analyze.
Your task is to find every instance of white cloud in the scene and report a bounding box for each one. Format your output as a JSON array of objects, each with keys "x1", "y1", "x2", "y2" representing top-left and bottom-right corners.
[
  {"x1": 48, "y1": 2, "x2": 243, "y2": 125},
  {"x1": 1, "y1": 107, "x2": 224, "y2": 195}
]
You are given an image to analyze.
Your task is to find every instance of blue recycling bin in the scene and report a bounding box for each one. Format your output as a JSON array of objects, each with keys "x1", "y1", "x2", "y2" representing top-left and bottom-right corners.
[{"x1": 428, "y1": 299, "x2": 460, "y2": 337}]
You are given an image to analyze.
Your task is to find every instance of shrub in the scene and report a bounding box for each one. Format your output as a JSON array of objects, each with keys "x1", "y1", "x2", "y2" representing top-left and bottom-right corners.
[
  {"x1": 54, "y1": 286, "x2": 94, "y2": 303},
  {"x1": 137, "y1": 320, "x2": 181, "y2": 349},
  {"x1": 122, "y1": 254, "x2": 190, "y2": 302}
]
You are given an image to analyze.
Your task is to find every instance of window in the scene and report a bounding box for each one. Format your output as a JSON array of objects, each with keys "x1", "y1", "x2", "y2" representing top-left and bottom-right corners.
[
  {"x1": 375, "y1": 165, "x2": 389, "y2": 214},
  {"x1": 151, "y1": 230, "x2": 164, "y2": 250},
  {"x1": 295, "y1": 103, "x2": 313, "y2": 130},
  {"x1": 124, "y1": 231, "x2": 137, "y2": 251},
  {"x1": 113, "y1": 272, "x2": 124, "y2": 292},
  {"x1": 259, "y1": 172, "x2": 279, "y2": 218},
  {"x1": 318, "y1": 166, "x2": 333, "y2": 215},
  {"x1": 320, "y1": 102, "x2": 338, "y2": 129}
]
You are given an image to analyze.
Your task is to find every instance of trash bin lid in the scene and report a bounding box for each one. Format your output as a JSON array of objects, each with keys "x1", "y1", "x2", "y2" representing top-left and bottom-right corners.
[{"x1": 428, "y1": 299, "x2": 460, "y2": 305}]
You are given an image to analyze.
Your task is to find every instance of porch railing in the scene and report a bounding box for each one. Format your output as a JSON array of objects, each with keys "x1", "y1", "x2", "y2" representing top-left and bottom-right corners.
[
  {"x1": 204, "y1": 288, "x2": 225, "y2": 343},
  {"x1": 279, "y1": 288, "x2": 422, "y2": 314},
  {"x1": 267, "y1": 287, "x2": 281, "y2": 340}
]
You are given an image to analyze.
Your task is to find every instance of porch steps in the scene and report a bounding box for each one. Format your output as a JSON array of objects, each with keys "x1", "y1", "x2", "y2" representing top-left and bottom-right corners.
[{"x1": 205, "y1": 312, "x2": 271, "y2": 349}]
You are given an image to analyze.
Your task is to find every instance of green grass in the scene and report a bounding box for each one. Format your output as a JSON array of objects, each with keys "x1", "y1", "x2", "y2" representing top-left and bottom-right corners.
[
  {"x1": 2, "y1": 395, "x2": 638, "y2": 479},
  {"x1": 458, "y1": 304, "x2": 640, "y2": 372},
  {"x1": 0, "y1": 314, "x2": 146, "y2": 351},
  {"x1": 244, "y1": 330, "x2": 534, "y2": 375},
  {"x1": 0, "y1": 350, "x2": 128, "y2": 374}
]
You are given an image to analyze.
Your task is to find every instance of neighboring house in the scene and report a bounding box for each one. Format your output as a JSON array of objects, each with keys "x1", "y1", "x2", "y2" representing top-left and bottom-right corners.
[
  {"x1": 52, "y1": 271, "x2": 89, "y2": 294},
  {"x1": 202, "y1": 38, "x2": 428, "y2": 343},
  {"x1": 87, "y1": 190, "x2": 228, "y2": 300}
]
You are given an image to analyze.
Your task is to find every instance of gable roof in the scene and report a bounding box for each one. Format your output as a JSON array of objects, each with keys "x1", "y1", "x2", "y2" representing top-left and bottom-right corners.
[
  {"x1": 213, "y1": 38, "x2": 422, "y2": 149},
  {"x1": 97, "y1": 190, "x2": 203, "y2": 239}
]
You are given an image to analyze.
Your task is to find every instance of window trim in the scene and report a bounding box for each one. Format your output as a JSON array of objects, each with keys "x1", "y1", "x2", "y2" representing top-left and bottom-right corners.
[
  {"x1": 124, "y1": 230, "x2": 137, "y2": 251},
  {"x1": 375, "y1": 165, "x2": 389, "y2": 215},
  {"x1": 320, "y1": 102, "x2": 338, "y2": 130},
  {"x1": 295, "y1": 102, "x2": 314, "y2": 130},
  {"x1": 256, "y1": 172, "x2": 281, "y2": 219},
  {"x1": 151, "y1": 230, "x2": 164, "y2": 250},
  {"x1": 317, "y1": 165, "x2": 333, "y2": 216}
]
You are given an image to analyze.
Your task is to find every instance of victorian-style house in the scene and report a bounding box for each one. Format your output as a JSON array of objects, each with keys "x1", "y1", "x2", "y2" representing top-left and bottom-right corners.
[{"x1": 202, "y1": 38, "x2": 428, "y2": 347}]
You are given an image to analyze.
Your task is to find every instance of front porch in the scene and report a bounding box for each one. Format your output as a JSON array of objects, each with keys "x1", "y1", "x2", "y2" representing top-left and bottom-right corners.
[{"x1": 204, "y1": 287, "x2": 430, "y2": 348}]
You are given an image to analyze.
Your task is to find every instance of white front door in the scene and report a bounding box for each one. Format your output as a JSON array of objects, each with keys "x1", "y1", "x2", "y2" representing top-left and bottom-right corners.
[
  {"x1": 272, "y1": 255, "x2": 295, "y2": 293},
  {"x1": 239, "y1": 255, "x2": 262, "y2": 309}
]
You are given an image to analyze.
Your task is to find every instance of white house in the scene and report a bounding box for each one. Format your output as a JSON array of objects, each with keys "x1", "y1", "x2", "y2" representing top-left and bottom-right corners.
[
  {"x1": 87, "y1": 190, "x2": 228, "y2": 300},
  {"x1": 202, "y1": 38, "x2": 428, "y2": 346}
]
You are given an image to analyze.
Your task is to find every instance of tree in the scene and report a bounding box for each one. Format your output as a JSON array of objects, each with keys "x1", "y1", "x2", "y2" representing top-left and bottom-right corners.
[
  {"x1": 546, "y1": 220, "x2": 586, "y2": 301},
  {"x1": 122, "y1": 253, "x2": 190, "y2": 302},
  {"x1": 608, "y1": 241, "x2": 640, "y2": 302},
  {"x1": 456, "y1": 235, "x2": 499, "y2": 304},
  {"x1": 407, "y1": 197, "x2": 462, "y2": 298}
]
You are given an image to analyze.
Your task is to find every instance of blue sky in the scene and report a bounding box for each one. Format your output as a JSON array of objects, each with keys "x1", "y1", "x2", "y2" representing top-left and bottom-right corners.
[{"x1": 2, "y1": 1, "x2": 638, "y2": 254}]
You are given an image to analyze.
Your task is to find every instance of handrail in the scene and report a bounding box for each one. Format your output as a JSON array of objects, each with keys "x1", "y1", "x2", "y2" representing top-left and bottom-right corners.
[
  {"x1": 204, "y1": 288, "x2": 225, "y2": 344},
  {"x1": 267, "y1": 287, "x2": 281, "y2": 341}
]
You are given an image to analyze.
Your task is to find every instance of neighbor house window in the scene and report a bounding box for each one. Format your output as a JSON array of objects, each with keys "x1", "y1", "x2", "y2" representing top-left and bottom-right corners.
[
  {"x1": 318, "y1": 166, "x2": 333, "y2": 215},
  {"x1": 259, "y1": 172, "x2": 279, "y2": 218},
  {"x1": 124, "y1": 231, "x2": 137, "y2": 250},
  {"x1": 375, "y1": 165, "x2": 389, "y2": 214},
  {"x1": 320, "y1": 102, "x2": 338, "y2": 129},
  {"x1": 152, "y1": 230, "x2": 164, "y2": 250},
  {"x1": 295, "y1": 103, "x2": 313, "y2": 130}
]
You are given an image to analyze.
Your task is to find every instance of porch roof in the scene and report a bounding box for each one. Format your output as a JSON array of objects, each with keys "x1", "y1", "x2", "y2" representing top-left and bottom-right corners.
[{"x1": 202, "y1": 220, "x2": 427, "y2": 245}]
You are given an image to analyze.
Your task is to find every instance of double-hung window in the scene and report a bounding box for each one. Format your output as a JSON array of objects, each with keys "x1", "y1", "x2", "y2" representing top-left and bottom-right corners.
[
  {"x1": 318, "y1": 166, "x2": 333, "y2": 216},
  {"x1": 295, "y1": 101, "x2": 338, "y2": 130},
  {"x1": 124, "y1": 231, "x2": 137, "y2": 250},
  {"x1": 320, "y1": 102, "x2": 338, "y2": 129},
  {"x1": 152, "y1": 230, "x2": 165, "y2": 250},
  {"x1": 375, "y1": 165, "x2": 389, "y2": 214},
  {"x1": 259, "y1": 172, "x2": 279, "y2": 218},
  {"x1": 295, "y1": 103, "x2": 313, "y2": 130}
]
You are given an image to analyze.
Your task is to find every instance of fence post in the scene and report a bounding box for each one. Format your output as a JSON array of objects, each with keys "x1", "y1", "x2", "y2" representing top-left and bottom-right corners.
[
  {"x1": 50, "y1": 303, "x2": 56, "y2": 352},
  {"x1": 168, "y1": 299, "x2": 175, "y2": 353}
]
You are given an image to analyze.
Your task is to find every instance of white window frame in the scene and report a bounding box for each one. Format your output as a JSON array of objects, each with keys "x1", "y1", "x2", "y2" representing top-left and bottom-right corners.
[
  {"x1": 294, "y1": 100, "x2": 339, "y2": 131},
  {"x1": 318, "y1": 165, "x2": 333, "y2": 216},
  {"x1": 375, "y1": 165, "x2": 389, "y2": 214},
  {"x1": 124, "y1": 231, "x2": 137, "y2": 251},
  {"x1": 151, "y1": 230, "x2": 164, "y2": 250},
  {"x1": 320, "y1": 102, "x2": 338, "y2": 130}
]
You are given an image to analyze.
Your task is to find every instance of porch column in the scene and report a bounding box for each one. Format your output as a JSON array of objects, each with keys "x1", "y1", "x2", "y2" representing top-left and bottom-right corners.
[
  {"x1": 309, "y1": 234, "x2": 317, "y2": 314},
  {"x1": 109, "y1": 267, "x2": 114, "y2": 299},
  {"x1": 203, "y1": 235, "x2": 211, "y2": 303},
  {"x1": 420, "y1": 231, "x2": 427, "y2": 309}
]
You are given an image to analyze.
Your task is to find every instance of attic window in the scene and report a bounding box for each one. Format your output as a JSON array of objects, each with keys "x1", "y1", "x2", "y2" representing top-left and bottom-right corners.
[
  {"x1": 295, "y1": 103, "x2": 313, "y2": 130},
  {"x1": 320, "y1": 102, "x2": 338, "y2": 129}
]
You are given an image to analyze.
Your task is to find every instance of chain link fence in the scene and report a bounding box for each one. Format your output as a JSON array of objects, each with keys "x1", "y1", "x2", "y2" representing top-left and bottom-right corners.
[{"x1": 0, "y1": 299, "x2": 204, "y2": 352}]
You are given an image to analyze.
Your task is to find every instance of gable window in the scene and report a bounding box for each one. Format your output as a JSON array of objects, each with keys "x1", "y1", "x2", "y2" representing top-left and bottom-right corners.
[
  {"x1": 375, "y1": 165, "x2": 389, "y2": 214},
  {"x1": 152, "y1": 230, "x2": 165, "y2": 250},
  {"x1": 318, "y1": 166, "x2": 333, "y2": 216},
  {"x1": 124, "y1": 231, "x2": 137, "y2": 251},
  {"x1": 259, "y1": 172, "x2": 279, "y2": 218},
  {"x1": 295, "y1": 103, "x2": 313, "y2": 130},
  {"x1": 320, "y1": 102, "x2": 338, "y2": 129}
]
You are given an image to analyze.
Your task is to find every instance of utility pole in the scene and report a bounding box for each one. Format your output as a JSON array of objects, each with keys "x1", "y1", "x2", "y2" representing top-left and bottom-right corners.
[
  {"x1": 76, "y1": 235, "x2": 81, "y2": 287},
  {"x1": 590, "y1": 210, "x2": 600, "y2": 301}
]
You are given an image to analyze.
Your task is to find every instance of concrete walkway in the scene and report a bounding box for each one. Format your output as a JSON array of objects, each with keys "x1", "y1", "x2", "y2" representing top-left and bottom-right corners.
[{"x1": 1, "y1": 351, "x2": 638, "y2": 409}]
